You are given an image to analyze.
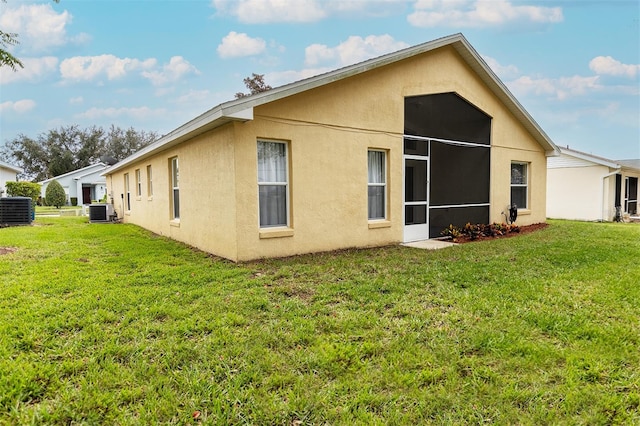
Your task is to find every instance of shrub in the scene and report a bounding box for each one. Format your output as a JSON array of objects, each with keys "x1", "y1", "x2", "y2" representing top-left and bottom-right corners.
[
  {"x1": 441, "y1": 222, "x2": 520, "y2": 242},
  {"x1": 5, "y1": 181, "x2": 41, "y2": 203},
  {"x1": 45, "y1": 180, "x2": 66, "y2": 208},
  {"x1": 70, "y1": 197, "x2": 78, "y2": 206}
]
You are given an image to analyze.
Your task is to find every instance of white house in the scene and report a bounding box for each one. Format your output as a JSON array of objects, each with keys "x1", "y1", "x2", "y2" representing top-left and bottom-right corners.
[
  {"x1": 547, "y1": 147, "x2": 640, "y2": 221},
  {"x1": 0, "y1": 160, "x2": 23, "y2": 197},
  {"x1": 40, "y1": 163, "x2": 108, "y2": 205}
]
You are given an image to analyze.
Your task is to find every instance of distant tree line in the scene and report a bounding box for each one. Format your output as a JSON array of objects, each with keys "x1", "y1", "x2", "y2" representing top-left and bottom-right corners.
[{"x1": 1, "y1": 125, "x2": 158, "y2": 182}]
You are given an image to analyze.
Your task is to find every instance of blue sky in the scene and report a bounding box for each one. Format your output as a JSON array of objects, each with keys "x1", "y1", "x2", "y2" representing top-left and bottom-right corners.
[{"x1": 1, "y1": 0, "x2": 639, "y2": 160}]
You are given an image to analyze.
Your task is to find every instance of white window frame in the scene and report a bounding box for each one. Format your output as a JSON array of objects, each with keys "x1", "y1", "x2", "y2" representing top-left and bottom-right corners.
[
  {"x1": 146, "y1": 165, "x2": 153, "y2": 197},
  {"x1": 124, "y1": 173, "x2": 131, "y2": 211},
  {"x1": 170, "y1": 157, "x2": 179, "y2": 220},
  {"x1": 257, "y1": 140, "x2": 289, "y2": 228},
  {"x1": 510, "y1": 162, "x2": 529, "y2": 209},
  {"x1": 135, "y1": 168, "x2": 142, "y2": 197},
  {"x1": 368, "y1": 149, "x2": 387, "y2": 220}
]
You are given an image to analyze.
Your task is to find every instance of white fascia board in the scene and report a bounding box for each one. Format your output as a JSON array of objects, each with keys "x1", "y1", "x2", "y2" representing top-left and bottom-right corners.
[
  {"x1": 39, "y1": 162, "x2": 107, "y2": 184},
  {"x1": 451, "y1": 38, "x2": 559, "y2": 156},
  {"x1": 105, "y1": 32, "x2": 560, "y2": 173},
  {"x1": 104, "y1": 106, "x2": 254, "y2": 175},
  {"x1": 560, "y1": 148, "x2": 620, "y2": 169},
  {"x1": 0, "y1": 161, "x2": 23, "y2": 173}
]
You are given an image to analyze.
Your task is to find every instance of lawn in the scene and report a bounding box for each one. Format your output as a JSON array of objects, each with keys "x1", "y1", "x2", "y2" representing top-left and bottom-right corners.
[{"x1": 0, "y1": 218, "x2": 638, "y2": 425}]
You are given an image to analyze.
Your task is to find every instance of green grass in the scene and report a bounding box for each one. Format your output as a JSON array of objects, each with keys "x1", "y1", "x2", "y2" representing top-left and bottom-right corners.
[
  {"x1": 1, "y1": 218, "x2": 639, "y2": 425},
  {"x1": 35, "y1": 205, "x2": 82, "y2": 214}
]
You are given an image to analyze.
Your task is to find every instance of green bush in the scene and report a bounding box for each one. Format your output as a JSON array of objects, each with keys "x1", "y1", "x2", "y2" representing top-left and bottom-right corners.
[
  {"x1": 5, "y1": 181, "x2": 41, "y2": 203},
  {"x1": 45, "y1": 180, "x2": 66, "y2": 208},
  {"x1": 70, "y1": 197, "x2": 78, "y2": 206}
]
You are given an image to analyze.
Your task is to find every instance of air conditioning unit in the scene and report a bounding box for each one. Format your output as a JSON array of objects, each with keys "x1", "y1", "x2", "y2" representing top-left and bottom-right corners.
[
  {"x1": 89, "y1": 203, "x2": 115, "y2": 223},
  {"x1": 0, "y1": 197, "x2": 33, "y2": 226}
]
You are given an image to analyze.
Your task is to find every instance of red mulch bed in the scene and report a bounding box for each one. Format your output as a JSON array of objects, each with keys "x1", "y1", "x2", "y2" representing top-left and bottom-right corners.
[{"x1": 452, "y1": 222, "x2": 549, "y2": 244}]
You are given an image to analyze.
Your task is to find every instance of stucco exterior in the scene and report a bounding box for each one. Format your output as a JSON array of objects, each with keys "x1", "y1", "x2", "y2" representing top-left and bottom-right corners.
[
  {"x1": 40, "y1": 163, "x2": 108, "y2": 205},
  {"x1": 0, "y1": 160, "x2": 22, "y2": 197},
  {"x1": 105, "y1": 34, "x2": 557, "y2": 262},
  {"x1": 547, "y1": 148, "x2": 640, "y2": 221}
]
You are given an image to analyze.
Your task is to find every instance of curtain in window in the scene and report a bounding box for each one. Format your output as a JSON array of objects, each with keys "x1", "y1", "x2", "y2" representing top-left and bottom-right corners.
[
  {"x1": 258, "y1": 142, "x2": 287, "y2": 227},
  {"x1": 368, "y1": 151, "x2": 386, "y2": 220}
]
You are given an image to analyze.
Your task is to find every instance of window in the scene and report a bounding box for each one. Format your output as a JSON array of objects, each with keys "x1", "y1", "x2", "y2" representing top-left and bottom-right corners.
[
  {"x1": 510, "y1": 162, "x2": 528, "y2": 209},
  {"x1": 124, "y1": 173, "x2": 131, "y2": 211},
  {"x1": 368, "y1": 150, "x2": 387, "y2": 220},
  {"x1": 170, "y1": 157, "x2": 179, "y2": 220},
  {"x1": 257, "y1": 140, "x2": 288, "y2": 227},
  {"x1": 146, "y1": 165, "x2": 153, "y2": 197},
  {"x1": 135, "y1": 169, "x2": 142, "y2": 197},
  {"x1": 625, "y1": 176, "x2": 638, "y2": 215}
]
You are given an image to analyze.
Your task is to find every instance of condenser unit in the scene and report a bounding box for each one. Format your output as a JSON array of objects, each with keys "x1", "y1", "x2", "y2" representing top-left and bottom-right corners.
[
  {"x1": 0, "y1": 197, "x2": 33, "y2": 226},
  {"x1": 89, "y1": 203, "x2": 115, "y2": 223}
]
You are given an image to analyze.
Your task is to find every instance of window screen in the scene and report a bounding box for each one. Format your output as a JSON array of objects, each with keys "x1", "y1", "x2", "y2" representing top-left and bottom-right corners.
[
  {"x1": 429, "y1": 206, "x2": 489, "y2": 238},
  {"x1": 405, "y1": 93, "x2": 491, "y2": 145},
  {"x1": 429, "y1": 141, "x2": 490, "y2": 206}
]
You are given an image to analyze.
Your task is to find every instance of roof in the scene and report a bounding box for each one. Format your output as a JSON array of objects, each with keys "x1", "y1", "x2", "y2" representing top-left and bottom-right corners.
[
  {"x1": 617, "y1": 159, "x2": 640, "y2": 171},
  {"x1": 556, "y1": 147, "x2": 640, "y2": 172},
  {"x1": 39, "y1": 162, "x2": 108, "y2": 184},
  {"x1": 105, "y1": 33, "x2": 559, "y2": 175},
  {"x1": 0, "y1": 160, "x2": 23, "y2": 174},
  {"x1": 557, "y1": 146, "x2": 621, "y2": 169}
]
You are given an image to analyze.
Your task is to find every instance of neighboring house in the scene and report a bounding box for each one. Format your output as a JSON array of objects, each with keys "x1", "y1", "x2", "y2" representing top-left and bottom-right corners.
[
  {"x1": 104, "y1": 33, "x2": 559, "y2": 262},
  {"x1": 547, "y1": 146, "x2": 640, "y2": 221},
  {"x1": 40, "y1": 163, "x2": 108, "y2": 205},
  {"x1": 0, "y1": 160, "x2": 23, "y2": 197}
]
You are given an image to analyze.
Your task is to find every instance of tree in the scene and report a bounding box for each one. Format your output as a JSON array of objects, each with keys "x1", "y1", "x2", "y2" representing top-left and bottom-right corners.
[
  {"x1": 1, "y1": 125, "x2": 158, "y2": 182},
  {"x1": 105, "y1": 125, "x2": 158, "y2": 160},
  {"x1": 5, "y1": 181, "x2": 41, "y2": 203},
  {"x1": 0, "y1": 0, "x2": 59, "y2": 71},
  {"x1": 45, "y1": 179, "x2": 66, "y2": 208},
  {"x1": 235, "y1": 73, "x2": 272, "y2": 99}
]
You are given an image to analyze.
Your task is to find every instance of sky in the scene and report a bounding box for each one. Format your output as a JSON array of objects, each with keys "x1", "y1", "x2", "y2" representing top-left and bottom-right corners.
[{"x1": 1, "y1": 0, "x2": 639, "y2": 161}]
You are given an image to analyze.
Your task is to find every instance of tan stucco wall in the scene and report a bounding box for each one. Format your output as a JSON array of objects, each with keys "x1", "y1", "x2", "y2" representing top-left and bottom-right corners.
[
  {"x1": 107, "y1": 45, "x2": 549, "y2": 261},
  {"x1": 109, "y1": 125, "x2": 239, "y2": 260}
]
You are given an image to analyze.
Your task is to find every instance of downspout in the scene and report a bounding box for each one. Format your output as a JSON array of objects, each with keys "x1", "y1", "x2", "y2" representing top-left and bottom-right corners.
[{"x1": 601, "y1": 168, "x2": 621, "y2": 222}]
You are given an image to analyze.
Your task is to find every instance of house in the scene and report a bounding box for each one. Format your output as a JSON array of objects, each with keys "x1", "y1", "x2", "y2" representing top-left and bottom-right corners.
[
  {"x1": 547, "y1": 147, "x2": 640, "y2": 222},
  {"x1": 104, "y1": 33, "x2": 559, "y2": 262},
  {"x1": 0, "y1": 160, "x2": 23, "y2": 197},
  {"x1": 40, "y1": 163, "x2": 108, "y2": 205}
]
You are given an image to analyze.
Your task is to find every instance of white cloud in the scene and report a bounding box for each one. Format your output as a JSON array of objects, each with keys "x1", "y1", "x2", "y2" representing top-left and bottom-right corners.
[
  {"x1": 508, "y1": 75, "x2": 601, "y2": 101},
  {"x1": 174, "y1": 89, "x2": 214, "y2": 105},
  {"x1": 212, "y1": 0, "x2": 326, "y2": 23},
  {"x1": 217, "y1": 32, "x2": 267, "y2": 59},
  {"x1": 212, "y1": 0, "x2": 407, "y2": 22},
  {"x1": 141, "y1": 56, "x2": 200, "y2": 86},
  {"x1": 589, "y1": 56, "x2": 640, "y2": 78},
  {"x1": 0, "y1": 56, "x2": 58, "y2": 84},
  {"x1": 305, "y1": 35, "x2": 409, "y2": 68},
  {"x1": 0, "y1": 3, "x2": 84, "y2": 52},
  {"x1": 267, "y1": 68, "x2": 332, "y2": 86},
  {"x1": 75, "y1": 106, "x2": 167, "y2": 120},
  {"x1": 482, "y1": 55, "x2": 519, "y2": 80},
  {"x1": 69, "y1": 96, "x2": 83, "y2": 104},
  {"x1": 0, "y1": 99, "x2": 36, "y2": 113},
  {"x1": 60, "y1": 55, "x2": 157, "y2": 82},
  {"x1": 408, "y1": 0, "x2": 563, "y2": 28}
]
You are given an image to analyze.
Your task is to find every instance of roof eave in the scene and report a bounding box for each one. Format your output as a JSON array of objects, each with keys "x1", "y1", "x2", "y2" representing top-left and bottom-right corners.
[
  {"x1": 105, "y1": 33, "x2": 560, "y2": 173},
  {"x1": 104, "y1": 107, "x2": 253, "y2": 175},
  {"x1": 449, "y1": 37, "x2": 559, "y2": 156}
]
